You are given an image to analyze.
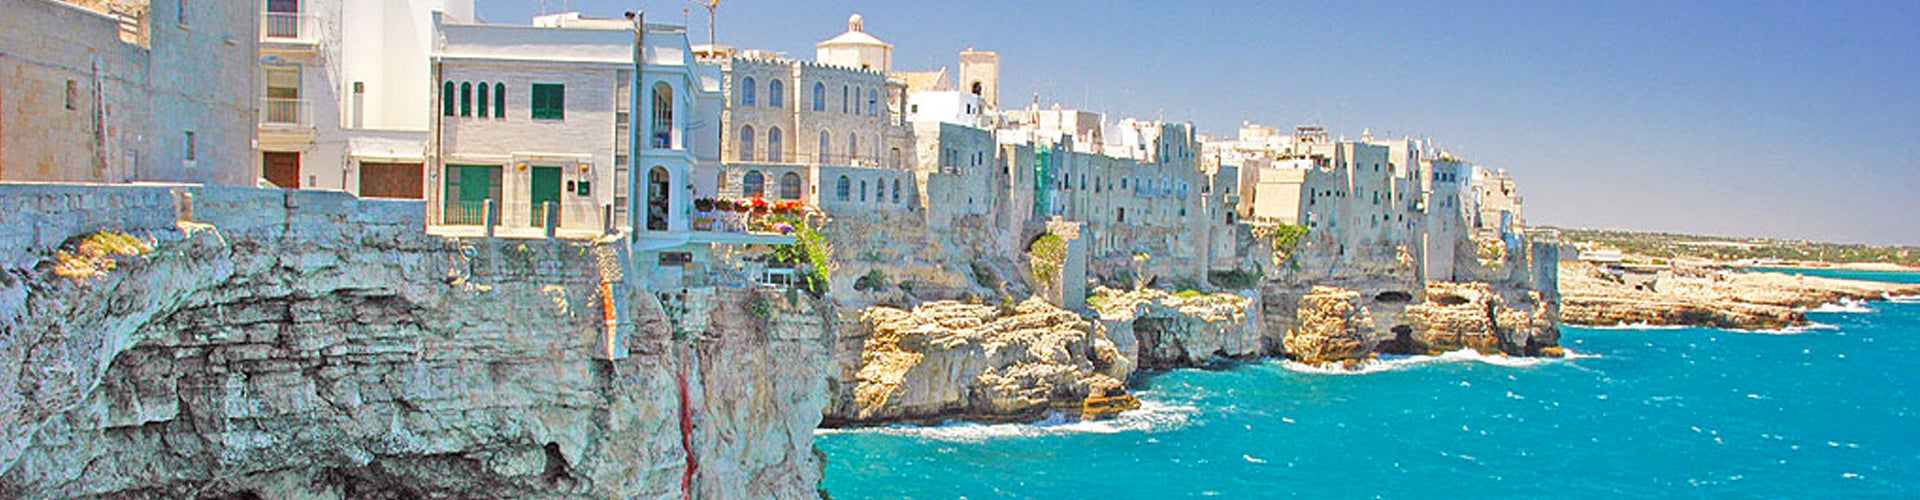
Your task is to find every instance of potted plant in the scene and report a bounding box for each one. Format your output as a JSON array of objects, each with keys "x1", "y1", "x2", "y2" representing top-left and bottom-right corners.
[
  {"x1": 694, "y1": 198, "x2": 714, "y2": 212},
  {"x1": 715, "y1": 199, "x2": 734, "y2": 212}
]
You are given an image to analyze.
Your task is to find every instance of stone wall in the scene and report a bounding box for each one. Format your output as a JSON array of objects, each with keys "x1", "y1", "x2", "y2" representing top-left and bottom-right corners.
[
  {"x1": 0, "y1": 184, "x2": 832, "y2": 498},
  {"x1": 0, "y1": 0, "x2": 256, "y2": 186}
]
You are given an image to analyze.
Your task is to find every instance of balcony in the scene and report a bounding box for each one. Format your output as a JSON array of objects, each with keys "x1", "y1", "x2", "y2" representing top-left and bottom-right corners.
[
  {"x1": 259, "y1": 98, "x2": 311, "y2": 128},
  {"x1": 261, "y1": 12, "x2": 317, "y2": 46}
]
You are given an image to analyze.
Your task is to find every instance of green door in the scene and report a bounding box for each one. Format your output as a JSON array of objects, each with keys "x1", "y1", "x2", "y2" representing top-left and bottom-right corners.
[
  {"x1": 445, "y1": 165, "x2": 501, "y2": 225},
  {"x1": 530, "y1": 166, "x2": 563, "y2": 227}
]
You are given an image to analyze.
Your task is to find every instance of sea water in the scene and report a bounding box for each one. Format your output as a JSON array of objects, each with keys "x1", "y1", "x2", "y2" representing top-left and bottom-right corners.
[{"x1": 818, "y1": 273, "x2": 1920, "y2": 498}]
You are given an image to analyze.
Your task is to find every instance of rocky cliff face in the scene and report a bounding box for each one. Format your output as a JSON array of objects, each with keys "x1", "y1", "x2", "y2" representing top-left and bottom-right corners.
[
  {"x1": 0, "y1": 186, "x2": 832, "y2": 499},
  {"x1": 1399, "y1": 282, "x2": 1559, "y2": 356},
  {"x1": 822, "y1": 299, "x2": 1127, "y2": 426},
  {"x1": 1559, "y1": 262, "x2": 1920, "y2": 330},
  {"x1": 1282, "y1": 287, "x2": 1377, "y2": 365},
  {"x1": 1091, "y1": 288, "x2": 1269, "y2": 370}
]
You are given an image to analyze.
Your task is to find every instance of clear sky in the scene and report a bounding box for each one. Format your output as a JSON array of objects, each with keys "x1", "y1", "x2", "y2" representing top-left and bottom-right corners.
[{"x1": 481, "y1": 1, "x2": 1920, "y2": 245}]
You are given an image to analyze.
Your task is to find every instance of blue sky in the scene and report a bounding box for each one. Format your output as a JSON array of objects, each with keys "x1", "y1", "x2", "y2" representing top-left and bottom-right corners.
[{"x1": 482, "y1": 1, "x2": 1920, "y2": 245}]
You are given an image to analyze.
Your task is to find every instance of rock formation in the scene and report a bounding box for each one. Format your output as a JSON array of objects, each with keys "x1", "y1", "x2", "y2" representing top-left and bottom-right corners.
[
  {"x1": 1402, "y1": 282, "x2": 1559, "y2": 356},
  {"x1": 1090, "y1": 288, "x2": 1268, "y2": 370},
  {"x1": 0, "y1": 186, "x2": 832, "y2": 499},
  {"x1": 823, "y1": 298, "x2": 1128, "y2": 426},
  {"x1": 1559, "y1": 262, "x2": 1920, "y2": 330},
  {"x1": 1283, "y1": 287, "x2": 1377, "y2": 365}
]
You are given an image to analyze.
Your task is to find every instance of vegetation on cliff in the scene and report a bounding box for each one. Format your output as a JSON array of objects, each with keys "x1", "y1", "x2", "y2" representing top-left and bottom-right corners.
[{"x1": 774, "y1": 215, "x2": 834, "y2": 295}]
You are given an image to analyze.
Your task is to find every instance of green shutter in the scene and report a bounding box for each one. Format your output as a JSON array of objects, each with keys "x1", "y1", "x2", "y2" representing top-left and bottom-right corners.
[{"x1": 532, "y1": 83, "x2": 565, "y2": 120}]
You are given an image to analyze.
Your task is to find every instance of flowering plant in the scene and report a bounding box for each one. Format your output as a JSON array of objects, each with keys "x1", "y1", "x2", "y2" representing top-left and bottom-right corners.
[
  {"x1": 715, "y1": 199, "x2": 734, "y2": 212},
  {"x1": 750, "y1": 197, "x2": 772, "y2": 215},
  {"x1": 774, "y1": 222, "x2": 795, "y2": 235},
  {"x1": 694, "y1": 198, "x2": 714, "y2": 211}
]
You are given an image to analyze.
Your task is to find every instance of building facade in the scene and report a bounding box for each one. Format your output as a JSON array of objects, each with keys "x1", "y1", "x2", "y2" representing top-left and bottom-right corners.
[{"x1": 1, "y1": 0, "x2": 256, "y2": 186}]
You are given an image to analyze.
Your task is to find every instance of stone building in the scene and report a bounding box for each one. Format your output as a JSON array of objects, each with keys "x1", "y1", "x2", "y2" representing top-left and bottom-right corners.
[
  {"x1": 254, "y1": 0, "x2": 473, "y2": 197},
  {"x1": 0, "y1": 0, "x2": 255, "y2": 186}
]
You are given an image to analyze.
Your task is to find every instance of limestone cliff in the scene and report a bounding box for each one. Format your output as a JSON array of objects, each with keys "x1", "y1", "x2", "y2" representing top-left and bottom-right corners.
[
  {"x1": 1559, "y1": 262, "x2": 1920, "y2": 330},
  {"x1": 1090, "y1": 288, "x2": 1269, "y2": 370},
  {"x1": 822, "y1": 299, "x2": 1127, "y2": 426},
  {"x1": 1282, "y1": 287, "x2": 1377, "y2": 365},
  {"x1": 0, "y1": 186, "x2": 832, "y2": 499}
]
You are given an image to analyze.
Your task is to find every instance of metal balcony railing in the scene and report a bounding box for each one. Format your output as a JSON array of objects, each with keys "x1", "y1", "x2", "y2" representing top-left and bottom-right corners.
[
  {"x1": 443, "y1": 199, "x2": 494, "y2": 226},
  {"x1": 262, "y1": 12, "x2": 316, "y2": 42},
  {"x1": 260, "y1": 98, "x2": 310, "y2": 127}
]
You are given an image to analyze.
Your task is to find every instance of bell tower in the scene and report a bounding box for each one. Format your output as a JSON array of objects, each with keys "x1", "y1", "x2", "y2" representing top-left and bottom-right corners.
[{"x1": 959, "y1": 47, "x2": 999, "y2": 111}]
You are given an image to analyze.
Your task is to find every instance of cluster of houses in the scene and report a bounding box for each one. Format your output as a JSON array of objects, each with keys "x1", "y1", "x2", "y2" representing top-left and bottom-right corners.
[{"x1": 0, "y1": 0, "x2": 1530, "y2": 294}]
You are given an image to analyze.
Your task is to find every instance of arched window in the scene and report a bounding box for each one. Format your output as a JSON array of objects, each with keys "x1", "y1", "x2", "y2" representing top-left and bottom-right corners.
[
  {"x1": 651, "y1": 83, "x2": 673, "y2": 149},
  {"x1": 780, "y1": 172, "x2": 802, "y2": 200},
  {"x1": 859, "y1": 180, "x2": 867, "y2": 201},
  {"x1": 835, "y1": 175, "x2": 850, "y2": 201},
  {"x1": 842, "y1": 85, "x2": 849, "y2": 113},
  {"x1": 743, "y1": 170, "x2": 765, "y2": 198},
  {"x1": 868, "y1": 89, "x2": 879, "y2": 116},
  {"x1": 890, "y1": 147, "x2": 902, "y2": 168},
  {"x1": 819, "y1": 131, "x2": 831, "y2": 163},
  {"x1": 477, "y1": 83, "x2": 489, "y2": 117},
  {"x1": 768, "y1": 79, "x2": 784, "y2": 108},
  {"x1": 971, "y1": 81, "x2": 983, "y2": 96},
  {"x1": 460, "y1": 82, "x2": 472, "y2": 116},
  {"x1": 767, "y1": 127, "x2": 783, "y2": 162},
  {"x1": 740, "y1": 77, "x2": 757, "y2": 106},
  {"x1": 848, "y1": 133, "x2": 859, "y2": 161},
  {"x1": 441, "y1": 82, "x2": 455, "y2": 116},
  {"x1": 812, "y1": 83, "x2": 826, "y2": 111},
  {"x1": 891, "y1": 178, "x2": 900, "y2": 204},
  {"x1": 494, "y1": 83, "x2": 505, "y2": 118},
  {"x1": 738, "y1": 126, "x2": 755, "y2": 161}
]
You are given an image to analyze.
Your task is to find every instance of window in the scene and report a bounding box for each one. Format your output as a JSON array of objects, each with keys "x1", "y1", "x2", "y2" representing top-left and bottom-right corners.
[
  {"x1": 442, "y1": 82, "x2": 455, "y2": 116},
  {"x1": 769, "y1": 79, "x2": 785, "y2": 108},
  {"x1": 176, "y1": 0, "x2": 187, "y2": 25},
  {"x1": 848, "y1": 133, "x2": 858, "y2": 161},
  {"x1": 891, "y1": 179, "x2": 900, "y2": 203},
  {"x1": 532, "y1": 83, "x2": 565, "y2": 120},
  {"x1": 460, "y1": 82, "x2": 471, "y2": 116},
  {"x1": 65, "y1": 80, "x2": 77, "y2": 110},
  {"x1": 768, "y1": 127, "x2": 783, "y2": 162},
  {"x1": 650, "y1": 83, "x2": 672, "y2": 147},
  {"x1": 819, "y1": 131, "x2": 831, "y2": 162},
  {"x1": 740, "y1": 77, "x2": 756, "y2": 106},
  {"x1": 183, "y1": 131, "x2": 196, "y2": 161},
  {"x1": 813, "y1": 83, "x2": 826, "y2": 111},
  {"x1": 743, "y1": 170, "x2": 765, "y2": 197},
  {"x1": 494, "y1": 83, "x2": 505, "y2": 118},
  {"x1": 868, "y1": 89, "x2": 879, "y2": 116},
  {"x1": 842, "y1": 85, "x2": 849, "y2": 113},
  {"x1": 836, "y1": 175, "x2": 850, "y2": 201},
  {"x1": 738, "y1": 126, "x2": 755, "y2": 161},
  {"x1": 476, "y1": 83, "x2": 488, "y2": 117},
  {"x1": 780, "y1": 172, "x2": 802, "y2": 200},
  {"x1": 860, "y1": 180, "x2": 867, "y2": 201}
]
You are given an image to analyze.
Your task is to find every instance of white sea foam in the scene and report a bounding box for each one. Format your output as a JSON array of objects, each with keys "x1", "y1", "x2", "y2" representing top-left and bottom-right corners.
[
  {"x1": 1736, "y1": 322, "x2": 1840, "y2": 335},
  {"x1": 1279, "y1": 348, "x2": 1592, "y2": 375},
  {"x1": 813, "y1": 399, "x2": 1196, "y2": 443},
  {"x1": 1585, "y1": 322, "x2": 1690, "y2": 331},
  {"x1": 1887, "y1": 294, "x2": 1920, "y2": 304},
  {"x1": 1808, "y1": 299, "x2": 1874, "y2": 314}
]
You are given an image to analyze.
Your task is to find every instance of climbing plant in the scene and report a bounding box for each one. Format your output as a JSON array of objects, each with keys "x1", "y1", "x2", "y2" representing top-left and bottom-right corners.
[
  {"x1": 772, "y1": 215, "x2": 833, "y2": 297},
  {"x1": 1027, "y1": 232, "x2": 1069, "y2": 290},
  {"x1": 1253, "y1": 224, "x2": 1310, "y2": 263}
]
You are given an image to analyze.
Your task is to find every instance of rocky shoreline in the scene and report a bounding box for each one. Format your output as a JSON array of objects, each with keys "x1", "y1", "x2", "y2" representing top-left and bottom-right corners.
[{"x1": 1559, "y1": 262, "x2": 1920, "y2": 330}]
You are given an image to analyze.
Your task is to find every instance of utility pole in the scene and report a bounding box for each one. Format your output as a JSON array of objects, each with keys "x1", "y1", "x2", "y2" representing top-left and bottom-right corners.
[{"x1": 688, "y1": 0, "x2": 718, "y2": 46}]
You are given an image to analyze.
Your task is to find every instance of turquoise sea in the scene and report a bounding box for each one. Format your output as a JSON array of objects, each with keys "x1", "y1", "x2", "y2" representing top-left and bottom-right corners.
[{"x1": 818, "y1": 270, "x2": 1920, "y2": 498}]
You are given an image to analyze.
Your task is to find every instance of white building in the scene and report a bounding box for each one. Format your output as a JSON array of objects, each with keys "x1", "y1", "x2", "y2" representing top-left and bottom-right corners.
[{"x1": 256, "y1": 0, "x2": 474, "y2": 197}]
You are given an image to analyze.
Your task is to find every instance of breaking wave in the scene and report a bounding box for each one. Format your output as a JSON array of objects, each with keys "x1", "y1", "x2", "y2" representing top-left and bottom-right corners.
[
  {"x1": 1809, "y1": 299, "x2": 1874, "y2": 314},
  {"x1": 1735, "y1": 322, "x2": 1840, "y2": 335},
  {"x1": 814, "y1": 399, "x2": 1196, "y2": 443},
  {"x1": 1585, "y1": 322, "x2": 1690, "y2": 331},
  {"x1": 1279, "y1": 348, "x2": 1593, "y2": 375},
  {"x1": 1887, "y1": 294, "x2": 1919, "y2": 304}
]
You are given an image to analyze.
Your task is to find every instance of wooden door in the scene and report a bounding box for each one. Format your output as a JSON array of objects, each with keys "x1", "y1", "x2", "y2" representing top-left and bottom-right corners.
[
  {"x1": 530, "y1": 166, "x2": 562, "y2": 227},
  {"x1": 263, "y1": 152, "x2": 300, "y2": 189},
  {"x1": 359, "y1": 162, "x2": 422, "y2": 199}
]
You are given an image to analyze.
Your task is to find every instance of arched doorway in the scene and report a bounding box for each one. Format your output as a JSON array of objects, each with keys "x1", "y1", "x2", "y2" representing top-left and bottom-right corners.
[{"x1": 647, "y1": 166, "x2": 670, "y2": 231}]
